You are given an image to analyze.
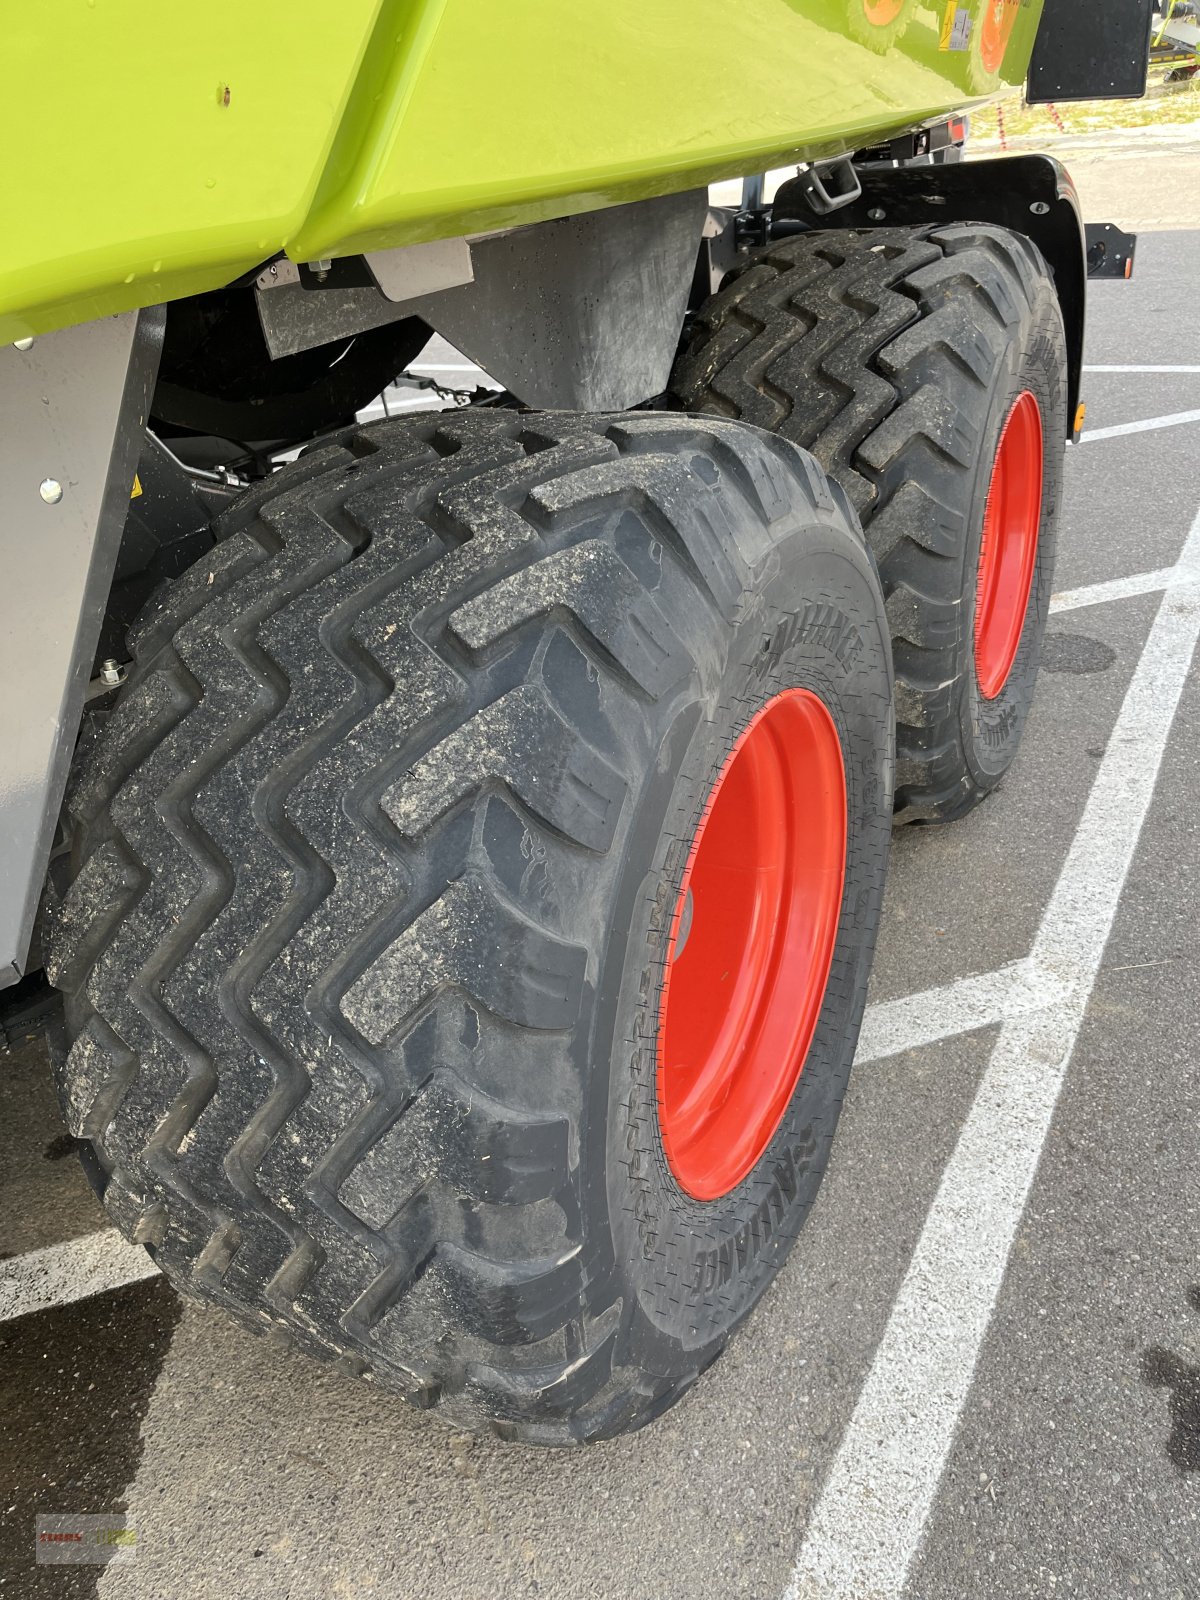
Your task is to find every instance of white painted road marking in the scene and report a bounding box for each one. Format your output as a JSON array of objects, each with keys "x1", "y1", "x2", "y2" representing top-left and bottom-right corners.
[
  {"x1": 1081, "y1": 407, "x2": 1200, "y2": 443},
  {"x1": 786, "y1": 501, "x2": 1200, "y2": 1600},
  {"x1": 0, "y1": 1229, "x2": 158, "y2": 1323},
  {"x1": 1083, "y1": 365, "x2": 1200, "y2": 374},
  {"x1": 1050, "y1": 564, "x2": 1200, "y2": 614},
  {"x1": 855, "y1": 960, "x2": 1070, "y2": 1065}
]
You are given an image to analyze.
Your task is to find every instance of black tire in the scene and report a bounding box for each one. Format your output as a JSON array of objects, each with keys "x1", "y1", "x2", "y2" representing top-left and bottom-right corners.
[
  {"x1": 671, "y1": 222, "x2": 1067, "y2": 822},
  {"x1": 48, "y1": 409, "x2": 892, "y2": 1444}
]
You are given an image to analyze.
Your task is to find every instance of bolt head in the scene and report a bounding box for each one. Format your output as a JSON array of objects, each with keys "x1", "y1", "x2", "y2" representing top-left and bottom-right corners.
[
  {"x1": 1029, "y1": 201, "x2": 1050, "y2": 215},
  {"x1": 867, "y1": 207, "x2": 886, "y2": 222},
  {"x1": 13, "y1": 336, "x2": 34, "y2": 352},
  {"x1": 39, "y1": 478, "x2": 63, "y2": 504},
  {"x1": 100, "y1": 659, "x2": 124, "y2": 687}
]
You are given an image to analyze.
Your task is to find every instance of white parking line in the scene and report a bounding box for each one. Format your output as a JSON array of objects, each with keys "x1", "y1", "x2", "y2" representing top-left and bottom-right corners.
[
  {"x1": 786, "y1": 502, "x2": 1200, "y2": 1600},
  {"x1": 1083, "y1": 365, "x2": 1200, "y2": 374},
  {"x1": 0, "y1": 1229, "x2": 158, "y2": 1323},
  {"x1": 1049, "y1": 565, "x2": 1200, "y2": 614},
  {"x1": 1081, "y1": 408, "x2": 1200, "y2": 443},
  {"x1": 855, "y1": 960, "x2": 1070, "y2": 1064}
]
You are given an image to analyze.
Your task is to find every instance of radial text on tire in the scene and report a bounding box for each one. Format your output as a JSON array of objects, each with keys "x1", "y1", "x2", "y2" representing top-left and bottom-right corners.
[
  {"x1": 48, "y1": 409, "x2": 893, "y2": 1444},
  {"x1": 671, "y1": 221, "x2": 1067, "y2": 823}
]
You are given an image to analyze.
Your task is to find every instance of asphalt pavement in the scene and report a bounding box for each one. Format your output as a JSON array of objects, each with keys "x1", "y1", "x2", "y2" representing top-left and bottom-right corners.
[{"x1": 2, "y1": 208, "x2": 1200, "y2": 1600}]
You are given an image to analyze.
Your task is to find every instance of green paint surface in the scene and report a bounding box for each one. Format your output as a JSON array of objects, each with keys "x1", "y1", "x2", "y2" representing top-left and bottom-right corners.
[{"x1": 1, "y1": 0, "x2": 1040, "y2": 339}]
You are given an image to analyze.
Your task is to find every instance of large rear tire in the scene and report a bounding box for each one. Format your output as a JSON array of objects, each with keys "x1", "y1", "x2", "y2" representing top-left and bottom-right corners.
[
  {"x1": 671, "y1": 222, "x2": 1067, "y2": 822},
  {"x1": 48, "y1": 409, "x2": 892, "y2": 1443}
]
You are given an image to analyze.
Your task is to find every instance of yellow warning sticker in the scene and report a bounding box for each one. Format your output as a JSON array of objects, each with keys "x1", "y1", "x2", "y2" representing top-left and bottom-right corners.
[
  {"x1": 130, "y1": 473, "x2": 142, "y2": 499},
  {"x1": 939, "y1": 1, "x2": 957, "y2": 47}
]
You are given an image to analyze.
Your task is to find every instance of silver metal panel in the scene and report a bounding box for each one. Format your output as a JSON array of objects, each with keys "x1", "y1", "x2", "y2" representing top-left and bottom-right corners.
[
  {"x1": 699, "y1": 208, "x2": 741, "y2": 299},
  {"x1": 365, "y1": 235, "x2": 474, "y2": 302},
  {"x1": 0, "y1": 310, "x2": 161, "y2": 986},
  {"x1": 408, "y1": 191, "x2": 707, "y2": 410}
]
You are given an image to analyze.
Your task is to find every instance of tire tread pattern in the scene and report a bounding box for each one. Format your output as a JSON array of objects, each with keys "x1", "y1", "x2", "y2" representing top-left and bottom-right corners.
[
  {"x1": 671, "y1": 222, "x2": 1060, "y2": 820},
  {"x1": 49, "y1": 409, "x2": 844, "y2": 1441}
]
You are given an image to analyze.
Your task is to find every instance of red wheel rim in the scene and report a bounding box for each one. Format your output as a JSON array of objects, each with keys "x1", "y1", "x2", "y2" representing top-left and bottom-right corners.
[
  {"x1": 862, "y1": 0, "x2": 904, "y2": 26},
  {"x1": 656, "y1": 688, "x2": 847, "y2": 1202},
  {"x1": 974, "y1": 390, "x2": 1044, "y2": 701}
]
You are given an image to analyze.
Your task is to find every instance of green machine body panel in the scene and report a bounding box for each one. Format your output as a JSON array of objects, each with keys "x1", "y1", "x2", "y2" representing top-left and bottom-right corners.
[{"x1": 1, "y1": 0, "x2": 1040, "y2": 342}]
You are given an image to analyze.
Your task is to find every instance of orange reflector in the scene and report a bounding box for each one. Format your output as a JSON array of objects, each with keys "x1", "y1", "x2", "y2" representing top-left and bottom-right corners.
[
  {"x1": 1073, "y1": 403, "x2": 1086, "y2": 441},
  {"x1": 1125, "y1": 257, "x2": 1133, "y2": 279}
]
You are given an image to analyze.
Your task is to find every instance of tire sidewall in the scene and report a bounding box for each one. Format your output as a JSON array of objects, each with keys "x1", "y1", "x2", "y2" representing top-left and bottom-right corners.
[
  {"x1": 960, "y1": 286, "x2": 1066, "y2": 789},
  {"x1": 585, "y1": 523, "x2": 893, "y2": 1377}
]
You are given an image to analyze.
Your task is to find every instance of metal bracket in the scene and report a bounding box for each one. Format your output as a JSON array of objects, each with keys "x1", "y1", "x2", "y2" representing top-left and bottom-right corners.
[
  {"x1": 734, "y1": 209, "x2": 770, "y2": 250},
  {"x1": 793, "y1": 158, "x2": 863, "y2": 217},
  {"x1": 1084, "y1": 222, "x2": 1137, "y2": 279},
  {"x1": 693, "y1": 208, "x2": 742, "y2": 298},
  {"x1": 255, "y1": 259, "x2": 301, "y2": 292}
]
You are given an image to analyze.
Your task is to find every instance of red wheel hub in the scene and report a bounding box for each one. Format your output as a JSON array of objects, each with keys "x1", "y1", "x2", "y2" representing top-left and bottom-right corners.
[
  {"x1": 656, "y1": 688, "x2": 847, "y2": 1202},
  {"x1": 974, "y1": 390, "x2": 1044, "y2": 701}
]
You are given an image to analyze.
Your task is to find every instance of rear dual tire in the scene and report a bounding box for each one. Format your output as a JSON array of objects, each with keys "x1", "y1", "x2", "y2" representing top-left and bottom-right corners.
[
  {"x1": 671, "y1": 221, "x2": 1067, "y2": 822},
  {"x1": 50, "y1": 409, "x2": 893, "y2": 1443}
]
